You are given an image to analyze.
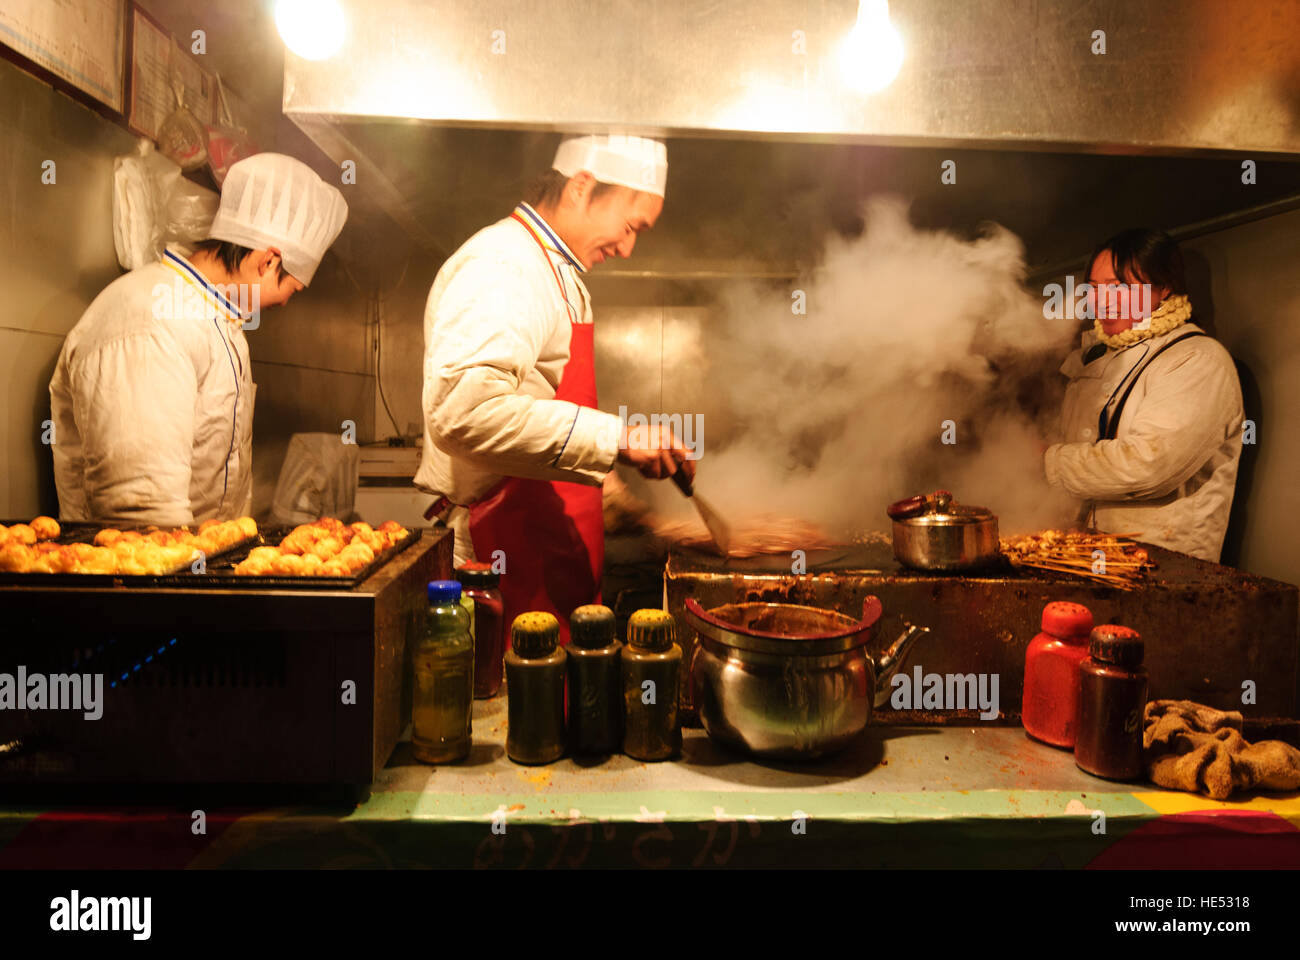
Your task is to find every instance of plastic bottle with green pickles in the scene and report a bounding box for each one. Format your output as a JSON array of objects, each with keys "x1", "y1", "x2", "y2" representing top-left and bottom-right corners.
[
  {"x1": 412, "y1": 580, "x2": 474, "y2": 764},
  {"x1": 504, "y1": 611, "x2": 567, "y2": 764},
  {"x1": 621, "y1": 609, "x2": 682, "y2": 761}
]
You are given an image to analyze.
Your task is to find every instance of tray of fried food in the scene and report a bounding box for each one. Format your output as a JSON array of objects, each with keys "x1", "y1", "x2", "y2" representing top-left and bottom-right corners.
[
  {"x1": 233, "y1": 519, "x2": 410, "y2": 578},
  {"x1": 0, "y1": 516, "x2": 258, "y2": 576}
]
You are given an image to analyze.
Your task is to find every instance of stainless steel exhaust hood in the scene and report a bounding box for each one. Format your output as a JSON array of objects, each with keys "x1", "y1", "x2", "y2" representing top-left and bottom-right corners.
[{"x1": 282, "y1": 0, "x2": 1300, "y2": 272}]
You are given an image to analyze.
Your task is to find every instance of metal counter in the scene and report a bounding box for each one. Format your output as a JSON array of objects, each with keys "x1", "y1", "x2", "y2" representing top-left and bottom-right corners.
[{"x1": 2, "y1": 697, "x2": 1298, "y2": 869}]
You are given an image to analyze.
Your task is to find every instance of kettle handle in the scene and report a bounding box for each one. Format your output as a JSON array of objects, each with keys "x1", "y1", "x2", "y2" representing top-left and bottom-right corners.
[{"x1": 886, "y1": 489, "x2": 953, "y2": 520}]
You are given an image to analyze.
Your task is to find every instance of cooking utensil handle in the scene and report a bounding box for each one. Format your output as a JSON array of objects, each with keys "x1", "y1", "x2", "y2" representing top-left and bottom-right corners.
[
  {"x1": 671, "y1": 468, "x2": 694, "y2": 498},
  {"x1": 886, "y1": 494, "x2": 927, "y2": 519}
]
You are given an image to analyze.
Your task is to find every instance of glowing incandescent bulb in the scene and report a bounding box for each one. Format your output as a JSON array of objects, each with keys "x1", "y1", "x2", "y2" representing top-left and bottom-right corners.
[
  {"x1": 275, "y1": 0, "x2": 346, "y2": 61},
  {"x1": 840, "y1": 0, "x2": 905, "y2": 93}
]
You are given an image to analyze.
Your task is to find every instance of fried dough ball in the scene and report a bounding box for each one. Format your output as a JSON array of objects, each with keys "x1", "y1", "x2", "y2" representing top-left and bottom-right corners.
[
  {"x1": 309, "y1": 537, "x2": 343, "y2": 561},
  {"x1": 6, "y1": 524, "x2": 36, "y2": 546},
  {"x1": 247, "y1": 546, "x2": 281, "y2": 565},
  {"x1": 320, "y1": 558, "x2": 350, "y2": 577},
  {"x1": 0, "y1": 527, "x2": 10, "y2": 547},
  {"x1": 31, "y1": 516, "x2": 60, "y2": 540},
  {"x1": 338, "y1": 542, "x2": 374, "y2": 573},
  {"x1": 80, "y1": 546, "x2": 117, "y2": 574},
  {"x1": 0, "y1": 544, "x2": 34, "y2": 572},
  {"x1": 235, "y1": 516, "x2": 258, "y2": 539},
  {"x1": 93, "y1": 528, "x2": 122, "y2": 547},
  {"x1": 272, "y1": 554, "x2": 306, "y2": 576},
  {"x1": 34, "y1": 541, "x2": 61, "y2": 555},
  {"x1": 28, "y1": 554, "x2": 57, "y2": 573},
  {"x1": 45, "y1": 546, "x2": 81, "y2": 574},
  {"x1": 116, "y1": 551, "x2": 146, "y2": 575},
  {"x1": 278, "y1": 529, "x2": 317, "y2": 556},
  {"x1": 300, "y1": 553, "x2": 324, "y2": 575},
  {"x1": 198, "y1": 518, "x2": 221, "y2": 532},
  {"x1": 134, "y1": 544, "x2": 167, "y2": 574},
  {"x1": 69, "y1": 542, "x2": 98, "y2": 561}
]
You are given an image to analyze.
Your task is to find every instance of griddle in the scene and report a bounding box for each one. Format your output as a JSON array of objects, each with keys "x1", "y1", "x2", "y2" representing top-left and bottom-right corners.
[
  {"x1": 191, "y1": 526, "x2": 422, "y2": 589},
  {"x1": 0, "y1": 519, "x2": 257, "y2": 587},
  {"x1": 0, "y1": 520, "x2": 419, "y2": 590}
]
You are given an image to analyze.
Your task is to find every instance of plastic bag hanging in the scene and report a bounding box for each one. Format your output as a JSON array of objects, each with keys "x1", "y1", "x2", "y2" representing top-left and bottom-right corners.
[
  {"x1": 206, "y1": 75, "x2": 258, "y2": 187},
  {"x1": 156, "y1": 44, "x2": 210, "y2": 172},
  {"x1": 112, "y1": 139, "x2": 219, "y2": 270}
]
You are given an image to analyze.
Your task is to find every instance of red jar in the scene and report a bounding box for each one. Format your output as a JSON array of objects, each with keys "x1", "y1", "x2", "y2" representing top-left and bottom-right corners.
[
  {"x1": 1021, "y1": 601, "x2": 1094, "y2": 748},
  {"x1": 456, "y1": 562, "x2": 505, "y2": 699}
]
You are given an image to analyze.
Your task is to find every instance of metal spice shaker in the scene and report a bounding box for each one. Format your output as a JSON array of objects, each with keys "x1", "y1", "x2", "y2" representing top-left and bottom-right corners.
[
  {"x1": 566, "y1": 604, "x2": 623, "y2": 755},
  {"x1": 1075, "y1": 625, "x2": 1148, "y2": 780},
  {"x1": 504, "y1": 611, "x2": 567, "y2": 764},
  {"x1": 621, "y1": 609, "x2": 682, "y2": 761}
]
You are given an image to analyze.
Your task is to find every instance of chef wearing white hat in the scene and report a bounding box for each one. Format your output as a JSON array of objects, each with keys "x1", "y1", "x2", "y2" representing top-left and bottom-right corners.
[
  {"x1": 49, "y1": 153, "x2": 348, "y2": 526},
  {"x1": 417, "y1": 134, "x2": 691, "y2": 644}
]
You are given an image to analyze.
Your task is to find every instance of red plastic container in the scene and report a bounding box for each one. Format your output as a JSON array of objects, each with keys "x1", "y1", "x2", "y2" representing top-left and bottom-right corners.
[
  {"x1": 1022, "y1": 601, "x2": 1094, "y2": 748},
  {"x1": 455, "y1": 562, "x2": 505, "y2": 699}
]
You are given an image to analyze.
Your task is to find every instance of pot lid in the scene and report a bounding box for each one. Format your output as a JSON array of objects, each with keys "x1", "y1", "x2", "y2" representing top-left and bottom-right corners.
[{"x1": 886, "y1": 490, "x2": 995, "y2": 525}]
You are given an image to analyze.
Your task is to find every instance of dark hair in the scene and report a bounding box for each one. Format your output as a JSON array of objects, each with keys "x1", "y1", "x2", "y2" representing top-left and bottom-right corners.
[
  {"x1": 1086, "y1": 227, "x2": 1187, "y2": 295},
  {"x1": 192, "y1": 238, "x2": 287, "y2": 281},
  {"x1": 522, "y1": 168, "x2": 621, "y2": 210}
]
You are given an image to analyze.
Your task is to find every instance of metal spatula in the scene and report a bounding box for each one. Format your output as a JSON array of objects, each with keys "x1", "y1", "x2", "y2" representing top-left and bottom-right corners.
[{"x1": 671, "y1": 468, "x2": 732, "y2": 555}]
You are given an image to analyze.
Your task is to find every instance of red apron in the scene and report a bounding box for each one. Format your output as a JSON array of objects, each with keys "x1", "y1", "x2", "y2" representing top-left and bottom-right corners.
[{"x1": 465, "y1": 215, "x2": 604, "y2": 646}]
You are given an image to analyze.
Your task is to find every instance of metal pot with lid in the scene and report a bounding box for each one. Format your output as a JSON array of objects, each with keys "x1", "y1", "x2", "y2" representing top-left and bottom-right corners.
[{"x1": 887, "y1": 489, "x2": 999, "y2": 571}]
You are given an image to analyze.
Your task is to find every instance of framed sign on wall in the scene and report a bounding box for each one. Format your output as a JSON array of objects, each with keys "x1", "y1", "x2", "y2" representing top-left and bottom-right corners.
[{"x1": 0, "y1": 0, "x2": 129, "y2": 115}]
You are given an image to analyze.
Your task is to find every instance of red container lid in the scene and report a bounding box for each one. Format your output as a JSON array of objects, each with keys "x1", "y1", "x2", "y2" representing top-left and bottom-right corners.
[{"x1": 1040, "y1": 601, "x2": 1094, "y2": 639}]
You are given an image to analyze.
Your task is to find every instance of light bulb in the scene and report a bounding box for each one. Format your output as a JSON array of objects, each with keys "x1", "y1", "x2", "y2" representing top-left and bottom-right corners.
[
  {"x1": 275, "y1": 0, "x2": 346, "y2": 61},
  {"x1": 840, "y1": 0, "x2": 905, "y2": 94}
]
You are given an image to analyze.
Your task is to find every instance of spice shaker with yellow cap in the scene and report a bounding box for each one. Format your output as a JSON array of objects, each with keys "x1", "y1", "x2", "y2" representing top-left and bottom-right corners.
[
  {"x1": 504, "y1": 611, "x2": 567, "y2": 764},
  {"x1": 622, "y1": 609, "x2": 682, "y2": 761}
]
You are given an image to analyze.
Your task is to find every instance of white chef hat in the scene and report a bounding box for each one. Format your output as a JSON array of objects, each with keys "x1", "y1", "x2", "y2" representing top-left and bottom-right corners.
[
  {"x1": 552, "y1": 134, "x2": 668, "y2": 198},
  {"x1": 208, "y1": 153, "x2": 348, "y2": 285}
]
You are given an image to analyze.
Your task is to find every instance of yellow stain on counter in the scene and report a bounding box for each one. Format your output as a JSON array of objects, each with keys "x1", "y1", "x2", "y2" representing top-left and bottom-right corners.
[
  {"x1": 518, "y1": 768, "x2": 553, "y2": 789},
  {"x1": 1133, "y1": 790, "x2": 1300, "y2": 829}
]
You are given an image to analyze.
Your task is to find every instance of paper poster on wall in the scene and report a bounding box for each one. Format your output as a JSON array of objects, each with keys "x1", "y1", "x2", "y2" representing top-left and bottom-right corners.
[
  {"x1": 127, "y1": 4, "x2": 216, "y2": 142},
  {"x1": 0, "y1": 0, "x2": 128, "y2": 113}
]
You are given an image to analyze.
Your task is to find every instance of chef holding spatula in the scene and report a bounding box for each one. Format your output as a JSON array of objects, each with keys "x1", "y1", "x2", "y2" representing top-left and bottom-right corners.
[{"x1": 417, "y1": 135, "x2": 708, "y2": 644}]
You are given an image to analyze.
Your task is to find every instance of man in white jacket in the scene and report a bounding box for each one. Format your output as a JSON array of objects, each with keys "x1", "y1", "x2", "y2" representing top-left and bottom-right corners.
[
  {"x1": 1044, "y1": 228, "x2": 1244, "y2": 562},
  {"x1": 417, "y1": 134, "x2": 692, "y2": 642},
  {"x1": 49, "y1": 154, "x2": 348, "y2": 526}
]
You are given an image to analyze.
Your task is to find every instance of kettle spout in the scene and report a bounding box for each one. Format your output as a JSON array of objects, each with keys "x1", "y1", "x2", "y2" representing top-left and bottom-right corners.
[{"x1": 872, "y1": 623, "x2": 930, "y2": 709}]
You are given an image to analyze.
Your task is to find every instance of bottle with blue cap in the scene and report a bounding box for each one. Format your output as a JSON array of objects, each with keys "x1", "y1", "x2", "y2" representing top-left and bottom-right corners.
[{"x1": 412, "y1": 579, "x2": 474, "y2": 763}]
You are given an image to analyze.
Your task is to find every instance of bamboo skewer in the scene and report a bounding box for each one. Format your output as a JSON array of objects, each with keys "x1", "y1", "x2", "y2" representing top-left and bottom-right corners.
[{"x1": 1000, "y1": 530, "x2": 1155, "y2": 589}]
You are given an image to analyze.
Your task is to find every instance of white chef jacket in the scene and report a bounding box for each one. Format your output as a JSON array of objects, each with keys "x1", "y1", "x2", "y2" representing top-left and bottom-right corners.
[
  {"x1": 415, "y1": 204, "x2": 624, "y2": 563},
  {"x1": 1044, "y1": 322, "x2": 1243, "y2": 562},
  {"x1": 48, "y1": 249, "x2": 256, "y2": 526}
]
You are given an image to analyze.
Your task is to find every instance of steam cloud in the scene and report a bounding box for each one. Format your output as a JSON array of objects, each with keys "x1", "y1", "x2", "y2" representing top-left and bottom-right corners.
[{"x1": 646, "y1": 196, "x2": 1080, "y2": 538}]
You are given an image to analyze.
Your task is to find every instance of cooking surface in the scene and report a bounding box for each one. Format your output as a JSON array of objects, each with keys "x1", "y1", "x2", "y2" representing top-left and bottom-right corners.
[
  {"x1": 667, "y1": 539, "x2": 1300, "y2": 721},
  {"x1": 667, "y1": 537, "x2": 1278, "y2": 589}
]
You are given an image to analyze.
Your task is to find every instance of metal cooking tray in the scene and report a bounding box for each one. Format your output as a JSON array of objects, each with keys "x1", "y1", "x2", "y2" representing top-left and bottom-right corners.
[
  {"x1": 0, "y1": 519, "x2": 257, "y2": 588},
  {"x1": 179, "y1": 526, "x2": 423, "y2": 590}
]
